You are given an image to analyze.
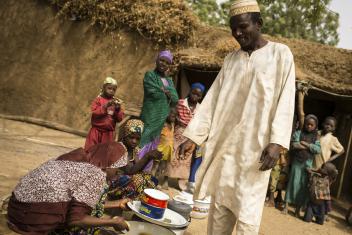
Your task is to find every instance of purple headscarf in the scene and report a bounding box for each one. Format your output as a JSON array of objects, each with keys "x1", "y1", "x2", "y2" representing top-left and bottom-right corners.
[{"x1": 157, "y1": 50, "x2": 173, "y2": 63}]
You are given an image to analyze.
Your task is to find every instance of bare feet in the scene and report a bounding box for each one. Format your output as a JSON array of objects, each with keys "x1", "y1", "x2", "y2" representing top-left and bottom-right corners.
[
  {"x1": 178, "y1": 179, "x2": 188, "y2": 191},
  {"x1": 265, "y1": 200, "x2": 275, "y2": 207},
  {"x1": 295, "y1": 206, "x2": 301, "y2": 218},
  {"x1": 281, "y1": 207, "x2": 288, "y2": 215}
]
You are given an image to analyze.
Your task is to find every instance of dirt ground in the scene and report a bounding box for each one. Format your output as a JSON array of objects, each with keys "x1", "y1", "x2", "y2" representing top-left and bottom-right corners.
[{"x1": 0, "y1": 118, "x2": 351, "y2": 235}]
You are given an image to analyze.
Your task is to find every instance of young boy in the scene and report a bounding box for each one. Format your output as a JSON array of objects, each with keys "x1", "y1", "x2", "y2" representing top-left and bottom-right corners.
[
  {"x1": 84, "y1": 77, "x2": 124, "y2": 150},
  {"x1": 304, "y1": 162, "x2": 338, "y2": 225},
  {"x1": 314, "y1": 116, "x2": 344, "y2": 169}
]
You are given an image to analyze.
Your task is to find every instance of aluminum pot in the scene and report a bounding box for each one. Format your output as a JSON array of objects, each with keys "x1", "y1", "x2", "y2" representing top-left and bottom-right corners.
[{"x1": 167, "y1": 200, "x2": 192, "y2": 221}]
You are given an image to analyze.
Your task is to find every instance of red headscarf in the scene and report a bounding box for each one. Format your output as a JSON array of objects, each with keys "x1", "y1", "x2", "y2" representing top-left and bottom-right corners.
[{"x1": 56, "y1": 142, "x2": 127, "y2": 169}]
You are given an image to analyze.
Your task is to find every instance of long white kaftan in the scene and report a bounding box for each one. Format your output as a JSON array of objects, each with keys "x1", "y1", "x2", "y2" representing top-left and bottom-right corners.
[{"x1": 183, "y1": 41, "x2": 295, "y2": 226}]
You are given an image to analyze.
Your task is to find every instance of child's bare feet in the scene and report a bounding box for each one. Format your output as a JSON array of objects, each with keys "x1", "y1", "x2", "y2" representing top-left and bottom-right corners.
[
  {"x1": 281, "y1": 202, "x2": 289, "y2": 214},
  {"x1": 265, "y1": 200, "x2": 275, "y2": 207},
  {"x1": 281, "y1": 207, "x2": 288, "y2": 215},
  {"x1": 265, "y1": 192, "x2": 275, "y2": 207},
  {"x1": 295, "y1": 206, "x2": 301, "y2": 218}
]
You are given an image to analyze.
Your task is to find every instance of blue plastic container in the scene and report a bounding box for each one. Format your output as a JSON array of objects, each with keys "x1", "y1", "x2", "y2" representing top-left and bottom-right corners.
[{"x1": 139, "y1": 201, "x2": 166, "y2": 219}]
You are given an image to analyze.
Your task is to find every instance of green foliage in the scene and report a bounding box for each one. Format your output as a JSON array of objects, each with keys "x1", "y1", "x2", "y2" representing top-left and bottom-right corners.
[
  {"x1": 257, "y1": 0, "x2": 339, "y2": 45},
  {"x1": 191, "y1": 0, "x2": 340, "y2": 46},
  {"x1": 185, "y1": 0, "x2": 223, "y2": 25}
]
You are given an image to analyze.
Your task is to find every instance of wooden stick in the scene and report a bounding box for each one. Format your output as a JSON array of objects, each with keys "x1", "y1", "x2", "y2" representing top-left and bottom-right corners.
[
  {"x1": 0, "y1": 114, "x2": 87, "y2": 137},
  {"x1": 337, "y1": 125, "x2": 352, "y2": 199},
  {"x1": 297, "y1": 91, "x2": 305, "y2": 130}
]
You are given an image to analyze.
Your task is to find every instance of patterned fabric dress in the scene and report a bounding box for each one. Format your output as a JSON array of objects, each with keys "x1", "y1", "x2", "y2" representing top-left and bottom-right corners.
[
  {"x1": 50, "y1": 184, "x2": 109, "y2": 235},
  {"x1": 7, "y1": 142, "x2": 128, "y2": 235},
  {"x1": 139, "y1": 70, "x2": 178, "y2": 148},
  {"x1": 108, "y1": 146, "x2": 157, "y2": 201},
  {"x1": 304, "y1": 172, "x2": 331, "y2": 225},
  {"x1": 167, "y1": 98, "x2": 198, "y2": 179},
  {"x1": 8, "y1": 161, "x2": 106, "y2": 235}
]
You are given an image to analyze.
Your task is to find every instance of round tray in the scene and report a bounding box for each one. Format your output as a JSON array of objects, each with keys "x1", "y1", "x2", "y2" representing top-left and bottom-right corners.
[{"x1": 127, "y1": 201, "x2": 189, "y2": 229}]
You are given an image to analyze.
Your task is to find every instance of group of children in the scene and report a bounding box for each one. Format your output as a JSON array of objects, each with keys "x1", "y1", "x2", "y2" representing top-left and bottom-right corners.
[
  {"x1": 267, "y1": 114, "x2": 345, "y2": 225},
  {"x1": 84, "y1": 75, "x2": 205, "y2": 193}
]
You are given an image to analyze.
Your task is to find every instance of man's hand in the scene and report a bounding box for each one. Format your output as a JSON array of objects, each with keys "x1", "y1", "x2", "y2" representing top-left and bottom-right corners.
[{"x1": 259, "y1": 143, "x2": 282, "y2": 171}]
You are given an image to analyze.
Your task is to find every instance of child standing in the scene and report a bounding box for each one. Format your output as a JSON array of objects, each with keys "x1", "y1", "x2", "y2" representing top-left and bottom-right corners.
[
  {"x1": 284, "y1": 114, "x2": 321, "y2": 216},
  {"x1": 84, "y1": 77, "x2": 124, "y2": 150},
  {"x1": 314, "y1": 116, "x2": 344, "y2": 169},
  {"x1": 167, "y1": 82, "x2": 205, "y2": 191},
  {"x1": 266, "y1": 148, "x2": 289, "y2": 208},
  {"x1": 314, "y1": 116, "x2": 344, "y2": 220},
  {"x1": 152, "y1": 107, "x2": 177, "y2": 189},
  {"x1": 304, "y1": 162, "x2": 338, "y2": 225}
]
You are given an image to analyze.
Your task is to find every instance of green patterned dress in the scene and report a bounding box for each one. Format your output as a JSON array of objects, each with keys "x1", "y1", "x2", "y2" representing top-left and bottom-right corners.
[{"x1": 140, "y1": 70, "x2": 178, "y2": 148}]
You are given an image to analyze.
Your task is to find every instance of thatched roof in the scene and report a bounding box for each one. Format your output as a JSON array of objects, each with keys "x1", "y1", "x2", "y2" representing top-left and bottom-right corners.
[
  {"x1": 178, "y1": 26, "x2": 352, "y2": 96},
  {"x1": 48, "y1": 0, "x2": 352, "y2": 95},
  {"x1": 48, "y1": 0, "x2": 197, "y2": 45}
]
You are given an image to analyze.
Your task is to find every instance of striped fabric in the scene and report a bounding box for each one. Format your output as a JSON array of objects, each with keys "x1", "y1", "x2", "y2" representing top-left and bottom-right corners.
[{"x1": 177, "y1": 98, "x2": 198, "y2": 126}]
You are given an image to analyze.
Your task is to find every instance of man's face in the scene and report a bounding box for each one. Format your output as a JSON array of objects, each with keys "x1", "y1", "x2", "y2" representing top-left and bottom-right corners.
[{"x1": 230, "y1": 13, "x2": 262, "y2": 50}]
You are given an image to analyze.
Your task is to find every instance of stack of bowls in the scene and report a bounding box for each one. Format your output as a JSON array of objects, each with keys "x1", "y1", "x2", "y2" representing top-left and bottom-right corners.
[{"x1": 139, "y1": 189, "x2": 169, "y2": 219}]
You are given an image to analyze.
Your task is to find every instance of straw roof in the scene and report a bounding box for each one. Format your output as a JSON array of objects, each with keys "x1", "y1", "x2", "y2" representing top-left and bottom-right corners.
[
  {"x1": 49, "y1": 0, "x2": 197, "y2": 45},
  {"x1": 178, "y1": 26, "x2": 352, "y2": 96}
]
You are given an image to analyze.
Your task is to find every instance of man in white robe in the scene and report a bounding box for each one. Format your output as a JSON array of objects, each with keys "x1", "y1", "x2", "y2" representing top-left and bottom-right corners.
[{"x1": 180, "y1": 0, "x2": 296, "y2": 234}]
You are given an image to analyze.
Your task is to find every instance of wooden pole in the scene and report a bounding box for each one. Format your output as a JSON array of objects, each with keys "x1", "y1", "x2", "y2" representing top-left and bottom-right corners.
[
  {"x1": 337, "y1": 125, "x2": 352, "y2": 199},
  {"x1": 297, "y1": 91, "x2": 305, "y2": 130}
]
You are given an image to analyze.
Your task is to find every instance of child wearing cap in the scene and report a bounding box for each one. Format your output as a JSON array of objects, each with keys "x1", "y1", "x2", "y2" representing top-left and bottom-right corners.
[{"x1": 84, "y1": 77, "x2": 124, "y2": 150}]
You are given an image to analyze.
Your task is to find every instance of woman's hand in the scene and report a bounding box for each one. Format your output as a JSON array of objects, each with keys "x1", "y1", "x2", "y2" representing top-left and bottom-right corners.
[
  {"x1": 146, "y1": 149, "x2": 163, "y2": 161},
  {"x1": 104, "y1": 198, "x2": 131, "y2": 210},
  {"x1": 161, "y1": 86, "x2": 171, "y2": 98},
  {"x1": 112, "y1": 217, "x2": 130, "y2": 232},
  {"x1": 116, "y1": 198, "x2": 131, "y2": 210},
  {"x1": 179, "y1": 139, "x2": 195, "y2": 157}
]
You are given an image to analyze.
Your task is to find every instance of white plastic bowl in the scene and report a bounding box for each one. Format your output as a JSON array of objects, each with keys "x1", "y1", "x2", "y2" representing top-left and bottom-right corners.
[{"x1": 190, "y1": 198, "x2": 211, "y2": 219}]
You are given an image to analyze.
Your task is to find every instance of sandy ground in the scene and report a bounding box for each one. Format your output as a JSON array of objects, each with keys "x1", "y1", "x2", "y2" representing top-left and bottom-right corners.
[{"x1": 0, "y1": 118, "x2": 351, "y2": 235}]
